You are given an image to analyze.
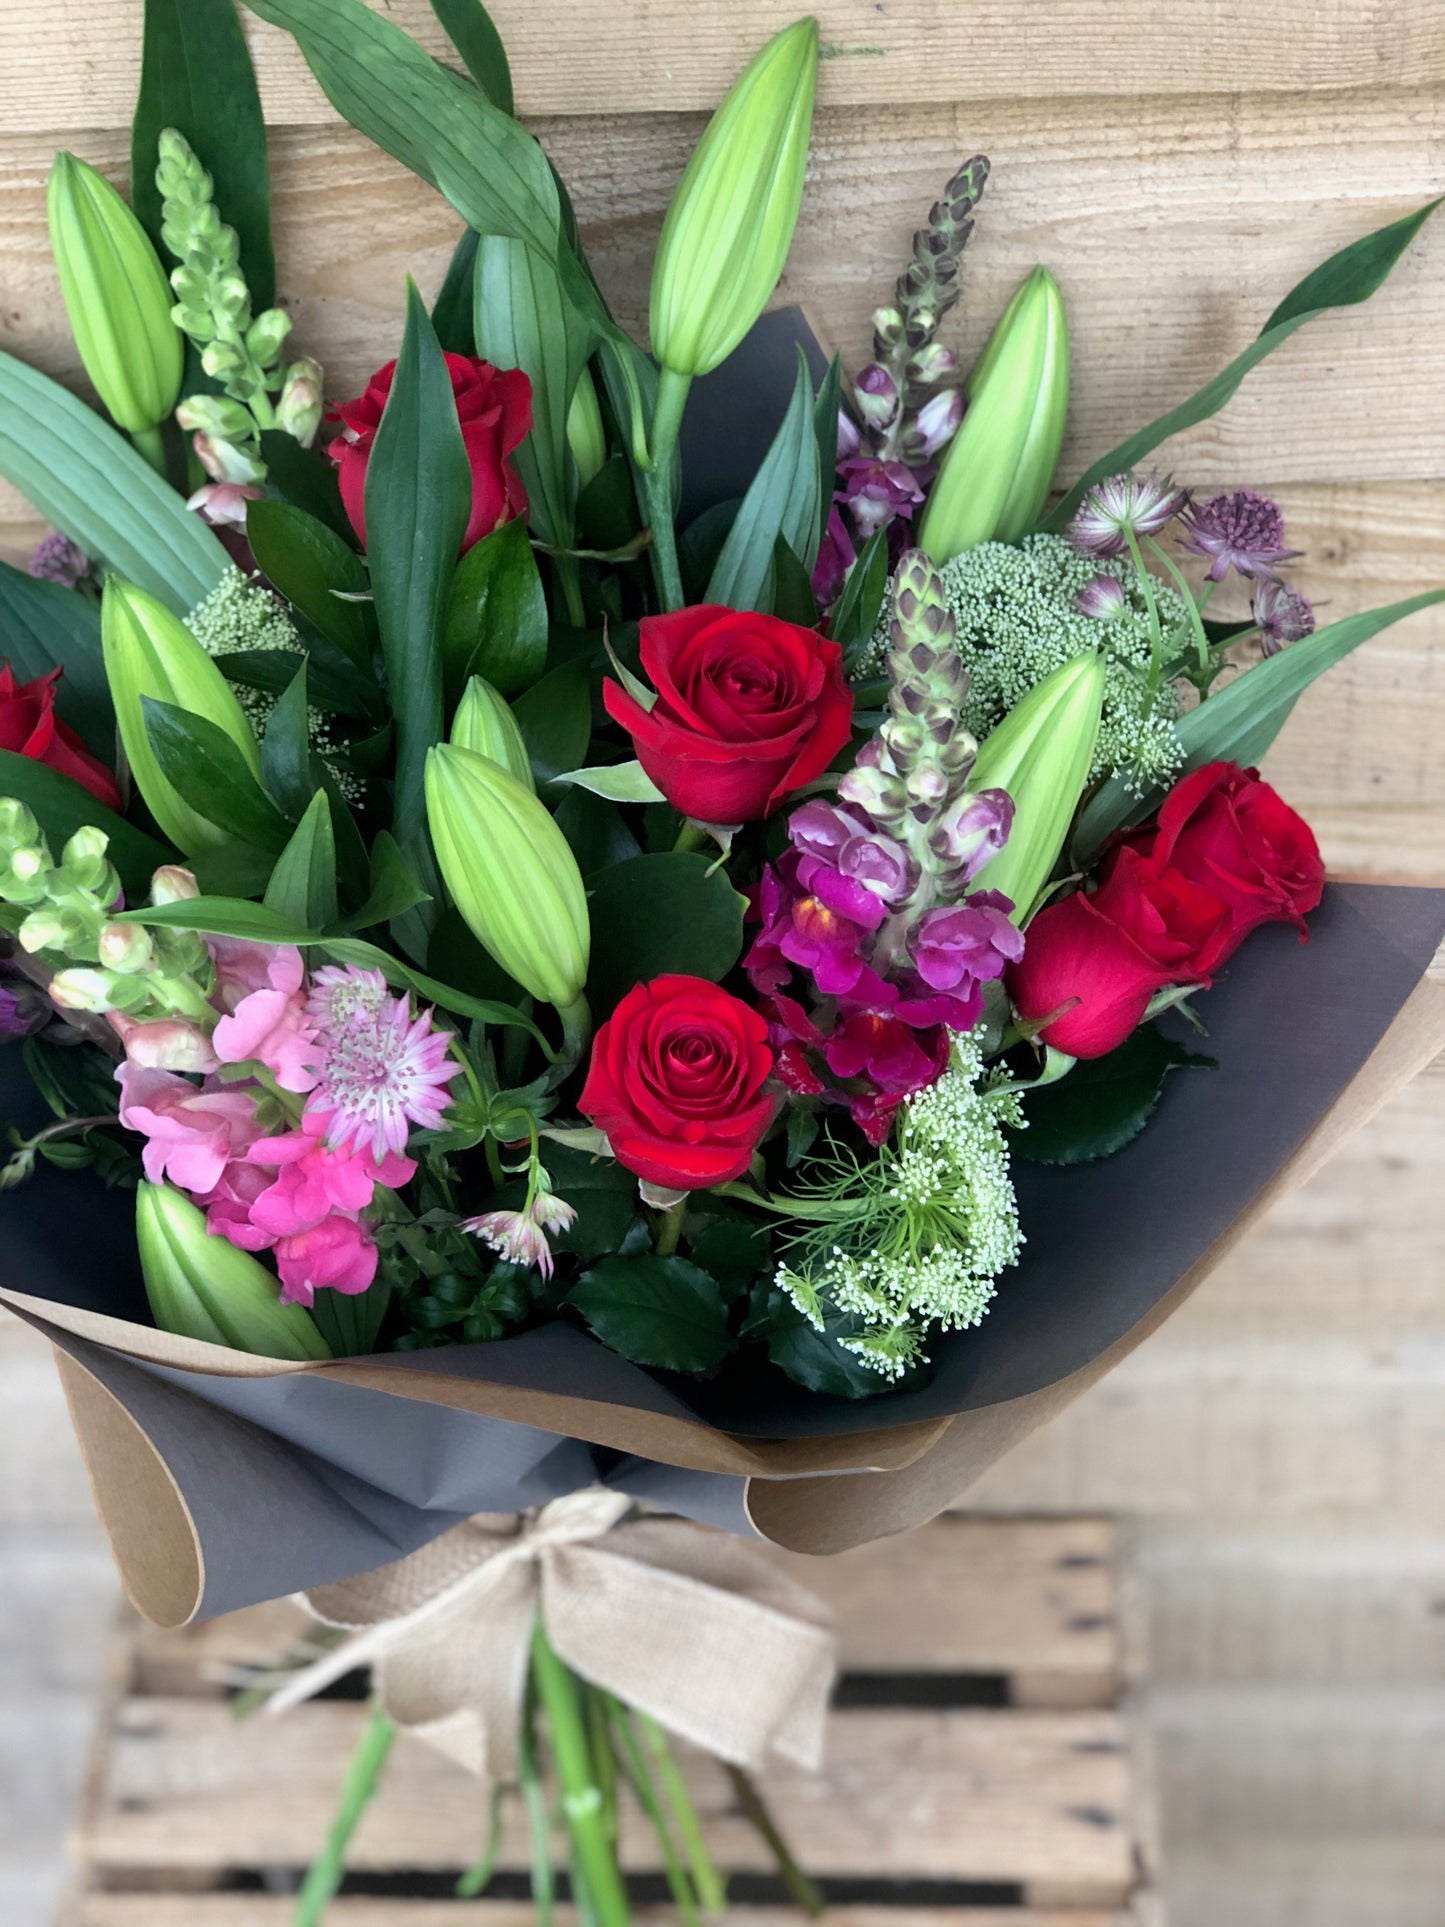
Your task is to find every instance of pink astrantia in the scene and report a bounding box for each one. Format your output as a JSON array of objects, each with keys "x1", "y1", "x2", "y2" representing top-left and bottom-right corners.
[
  {"x1": 116, "y1": 1064, "x2": 266, "y2": 1194},
  {"x1": 304, "y1": 969, "x2": 463, "y2": 1160},
  {"x1": 211, "y1": 943, "x2": 322, "y2": 1094}
]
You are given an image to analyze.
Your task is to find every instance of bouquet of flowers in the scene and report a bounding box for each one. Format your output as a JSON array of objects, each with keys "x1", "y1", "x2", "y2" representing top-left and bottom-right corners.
[{"x1": 2, "y1": 0, "x2": 1444, "y2": 1915}]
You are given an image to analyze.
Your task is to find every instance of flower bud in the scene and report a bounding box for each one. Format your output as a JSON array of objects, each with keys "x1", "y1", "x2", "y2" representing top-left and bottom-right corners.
[
  {"x1": 425, "y1": 744, "x2": 590, "y2": 1010},
  {"x1": 150, "y1": 864, "x2": 200, "y2": 904},
  {"x1": 136, "y1": 1181, "x2": 330, "y2": 1360},
  {"x1": 918, "y1": 266, "x2": 1070, "y2": 563},
  {"x1": 904, "y1": 387, "x2": 963, "y2": 459},
  {"x1": 47, "y1": 966, "x2": 115, "y2": 1013},
  {"x1": 190, "y1": 434, "x2": 267, "y2": 488},
  {"x1": 969, "y1": 652, "x2": 1104, "y2": 922},
  {"x1": 0, "y1": 800, "x2": 40, "y2": 847},
  {"x1": 908, "y1": 342, "x2": 958, "y2": 385},
  {"x1": 176, "y1": 393, "x2": 256, "y2": 442},
  {"x1": 451, "y1": 678, "x2": 535, "y2": 791},
  {"x1": 566, "y1": 368, "x2": 607, "y2": 489},
  {"x1": 97, "y1": 920, "x2": 155, "y2": 974},
  {"x1": 649, "y1": 17, "x2": 818, "y2": 378},
  {"x1": 47, "y1": 152, "x2": 183, "y2": 436},
  {"x1": 854, "y1": 363, "x2": 901, "y2": 432},
  {"x1": 18, "y1": 910, "x2": 84, "y2": 955},
  {"x1": 101, "y1": 578, "x2": 264, "y2": 855},
  {"x1": 61, "y1": 826, "x2": 111, "y2": 868},
  {"x1": 276, "y1": 356, "x2": 325, "y2": 448},
  {"x1": 245, "y1": 307, "x2": 292, "y2": 370}
]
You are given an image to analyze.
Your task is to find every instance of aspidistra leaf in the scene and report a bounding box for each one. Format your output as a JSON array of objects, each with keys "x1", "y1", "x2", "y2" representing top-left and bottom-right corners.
[{"x1": 428, "y1": 0, "x2": 514, "y2": 113}]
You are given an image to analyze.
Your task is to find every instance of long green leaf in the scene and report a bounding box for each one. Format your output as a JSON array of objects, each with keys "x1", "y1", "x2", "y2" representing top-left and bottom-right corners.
[
  {"x1": 0, "y1": 748, "x2": 173, "y2": 899},
  {"x1": 432, "y1": 227, "x2": 480, "y2": 355},
  {"x1": 441, "y1": 516, "x2": 548, "y2": 703},
  {"x1": 265, "y1": 790, "x2": 339, "y2": 928},
  {"x1": 810, "y1": 351, "x2": 843, "y2": 566},
  {"x1": 365, "y1": 281, "x2": 471, "y2": 918},
  {"x1": 133, "y1": 0, "x2": 275, "y2": 309},
  {"x1": 1043, "y1": 198, "x2": 1443, "y2": 533},
  {"x1": 428, "y1": 0, "x2": 513, "y2": 112},
  {"x1": 1074, "y1": 589, "x2": 1445, "y2": 859},
  {"x1": 0, "y1": 562, "x2": 114, "y2": 760},
  {"x1": 245, "y1": 499, "x2": 375, "y2": 668},
  {"x1": 705, "y1": 350, "x2": 818, "y2": 612},
  {"x1": 0, "y1": 356, "x2": 227, "y2": 614},
  {"x1": 142, "y1": 697, "x2": 294, "y2": 852}
]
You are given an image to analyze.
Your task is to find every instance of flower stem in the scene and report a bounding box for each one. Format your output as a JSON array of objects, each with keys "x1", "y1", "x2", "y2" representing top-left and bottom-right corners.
[
  {"x1": 600, "y1": 1692, "x2": 702, "y2": 1927},
  {"x1": 1125, "y1": 528, "x2": 1165, "y2": 693},
  {"x1": 129, "y1": 423, "x2": 168, "y2": 475},
  {"x1": 642, "y1": 365, "x2": 691, "y2": 613},
  {"x1": 517, "y1": 1690, "x2": 556, "y2": 1927},
  {"x1": 1144, "y1": 534, "x2": 1210, "y2": 672},
  {"x1": 556, "y1": 994, "x2": 593, "y2": 1076},
  {"x1": 724, "y1": 1761, "x2": 825, "y2": 1917},
  {"x1": 672, "y1": 820, "x2": 709, "y2": 854},
  {"x1": 454, "y1": 1783, "x2": 504, "y2": 1898},
  {"x1": 653, "y1": 1199, "x2": 686, "y2": 1257},
  {"x1": 554, "y1": 554, "x2": 588, "y2": 628},
  {"x1": 635, "y1": 1711, "x2": 727, "y2": 1916},
  {"x1": 530, "y1": 1622, "x2": 632, "y2": 1927},
  {"x1": 292, "y1": 1704, "x2": 396, "y2": 1927}
]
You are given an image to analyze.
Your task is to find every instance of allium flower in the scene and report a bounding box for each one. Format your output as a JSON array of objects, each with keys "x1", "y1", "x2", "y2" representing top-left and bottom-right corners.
[
  {"x1": 28, "y1": 531, "x2": 90, "y2": 588},
  {"x1": 463, "y1": 1208, "x2": 557, "y2": 1279},
  {"x1": 1179, "y1": 489, "x2": 1299, "y2": 583},
  {"x1": 1252, "y1": 579, "x2": 1316, "y2": 655},
  {"x1": 305, "y1": 971, "x2": 463, "y2": 1159},
  {"x1": 1068, "y1": 472, "x2": 1186, "y2": 558},
  {"x1": 1074, "y1": 574, "x2": 1128, "y2": 621}
]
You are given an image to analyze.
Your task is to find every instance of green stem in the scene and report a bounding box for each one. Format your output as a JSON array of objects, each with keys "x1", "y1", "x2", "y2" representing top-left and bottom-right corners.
[
  {"x1": 712, "y1": 1180, "x2": 860, "y2": 1222},
  {"x1": 554, "y1": 554, "x2": 588, "y2": 628},
  {"x1": 635, "y1": 1711, "x2": 727, "y2": 1916},
  {"x1": 530, "y1": 1623, "x2": 632, "y2": 1927},
  {"x1": 129, "y1": 423, "x2": 168, "y2": 475},
  {"x1": 1144, "y1": 534, "x2": 1211, "y2": 671},
  {"x1": 518, "y1": 1691, "x2": 556, "y2": 1927},
  {"x1": 1124, "y1": 528, "x2": 1165, "y2": 693},
  {"x1": 586, "y1": 1686, "x2": 620, "y2": 1849},
  {"x1": 601, "y1": 1694, "x2": 702, "y2": 1927},
  {"x1": 292, "y1": 1705, "x2": 396, "y2": 1927},
  {"x1": 653, "y1": 1199, "x2": 686, "y2": 1257},
  {"x1": 671, "y1": 820, "x2": 709, "y2": 854},
  {"x1": 556, "y1": 993, "x2": 593, "y2": 1076},
  {"x1": 724, "y1": 1762, "x2": 825, "y2": 1918},
  {"x1": 454, "y1": 1783, "x2": 504, "y2": 1898},
  {"x1": 642, "y1": 365, "x2": 691, "y2": 612}
]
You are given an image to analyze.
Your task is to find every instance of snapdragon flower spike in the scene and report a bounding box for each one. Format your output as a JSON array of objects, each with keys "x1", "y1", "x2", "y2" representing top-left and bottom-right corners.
[
  {"x1": 1068, "y1": 472, "x2": 1186, "y2": 558},
  {"x1": 1252, "y1": 579, "x2": 1315, "y2": 655},
  {"x1": 304, "y1": 967, "x2": 463, "y2": 1161},
  {"x1": 1179, "y1": 489, "x2": 1300, "y2": 583}
]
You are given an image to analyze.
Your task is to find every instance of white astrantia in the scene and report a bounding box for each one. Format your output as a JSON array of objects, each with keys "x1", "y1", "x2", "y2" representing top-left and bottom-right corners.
[{"x1": 773, "y1": 1031, "x2": 1025, "y2": 1379}]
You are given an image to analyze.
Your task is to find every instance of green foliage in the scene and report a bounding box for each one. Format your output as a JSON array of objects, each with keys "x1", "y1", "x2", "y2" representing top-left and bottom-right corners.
[
  {"x1": 705, "y1": 349, "x2": 818, "y2": 612},
  {"x1": 431, "y1": 228, "x2": 480, "y2": 356},
  {"x1": 568, "y1": 1256, "x2": 733, "y2": 1374},
  {"x1": 428, "y1": 0, "x2": 514, "y2": 111},
  {"x1": 246, "y1": 499, "x2": 375, "y2": 668},
  {"x1": 513, "y1": 660, "x2": 592, "y2": 794},
  {"x1": 0, "y1": 749, "x2": 172, "y2": 898},
  {"x1": 543, "y1": 1144, "x2": 639, "y2": 1261},
  {"x1": 0, "y1": 561, "x2": 113, "y2": 761},
  {"x1": 584, "y1": 853, "x2": 746, "y2": 1013},
  {"x1": 831, "y1": 528, "x2": 889, "y2": 672},
  {"x1": 442, "y1": 518, "x2": 548, "y2": 703},
  {"x1": 142, "y1": 696, "x2": 293, "y2": 851},
  {"x1": 259, "y1": 661, "x2": 316, "y2": 820},
  {"x1": 757, "y1": 1289, "x2": 908, "y2": 1400},
  {"x1": 264, "y1": 789, "x2": 339, "y2": 930},
  {"x1": 1014, "y1": 1024, "x2": 1213, "y2": 1164},
  {"x1": 259, "y1": 430, "x2": 352, "y2": 541}
]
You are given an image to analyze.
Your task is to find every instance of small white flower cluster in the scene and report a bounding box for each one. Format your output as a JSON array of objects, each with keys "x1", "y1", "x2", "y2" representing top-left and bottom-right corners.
[
  {"x1": 186, "y1": 566, "x2": 362, "y2": 802},
  {"x1": 862, "y1": 534, "x2": 1186, "y2": 792},
  {"x1": 776, "y1": 1034, "x2": 1025, "y2": 1379}
]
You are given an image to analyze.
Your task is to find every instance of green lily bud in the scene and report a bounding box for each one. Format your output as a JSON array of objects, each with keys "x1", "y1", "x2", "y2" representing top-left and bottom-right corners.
[
  {"x1": 566, "y1": 369, "x2": 607, "y2": 489},
  {"x1": 918, "y1": 267, "x2": 1070, "y2": 564},
  {"x1": 450, "y1": 678, "x2": 535, "y2": 791},
  {"x1": 425, "y1": 744, "x2": 589, "y2": 1011},
  {"x1": 969, "y1": 652, "x2": 1104, "y2": 922},
  {"x1": 649, "y1": 17, "x2": 818, "y2": 378},
  {"x1": 136, "y1": 1182, "x2": 330, "y2": 1360},
  {"x1": 47, "y1": 152, "x2": 183, "y2": 437},
  {"x1": 101, "y1": 578, "x2": 264, "y2": 855}
]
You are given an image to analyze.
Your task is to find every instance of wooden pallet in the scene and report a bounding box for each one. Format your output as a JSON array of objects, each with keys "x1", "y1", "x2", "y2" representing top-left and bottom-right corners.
[{"x1": 58, "y1": 1517, "x2": 1158, "y2": 1926}]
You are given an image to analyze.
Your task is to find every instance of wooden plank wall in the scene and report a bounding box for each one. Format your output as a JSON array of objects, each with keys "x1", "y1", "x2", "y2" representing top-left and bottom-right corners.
[{"x1": 0, "y1": 6, "x2": 1442, "y2": 1924}]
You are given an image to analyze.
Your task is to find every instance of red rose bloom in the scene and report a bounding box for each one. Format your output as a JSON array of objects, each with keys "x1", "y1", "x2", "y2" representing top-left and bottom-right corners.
[
  {"x1": 603, "y1": 605, "x2": 853, "y2": 824},
  {"x1": 329, "y1": 353, "x2": 532, "y2": 552},
  {"x1": 1007, "y1": 848, "x2": 1231, "y2": 1059},
  {"x1": 1147, "y1": 761, "x2": 1324, "y2": 961},
  {"x1": 0, "y1": 663, "x2": 120, "y2": 810},
  {"x1": 579, "y1": 974, "x2": 778, "y2": 1190}
]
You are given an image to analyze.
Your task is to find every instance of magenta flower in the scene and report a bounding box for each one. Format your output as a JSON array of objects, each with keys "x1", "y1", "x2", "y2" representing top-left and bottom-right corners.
[
  {"x1": 811, "y1": 505, "x2": 857, "y2": 609},
  {"x1": 837, "y1": 455, "x2": 927, "y2": 543},
  {"x1": 790, "y1": 800, "x2": 915, "y2": 918},
  {"x1": 909, "y1": 895, "x2": 1024, "y2": 993},
  {"x1": 116, "y1": 1064, "x2": 266, "y2": 1194},
  {"x1": 1069, "y1": 472, "x2": 1186, "y2": 557},
  {"x1": 1252, "y1": 579, "x2": 1315, "y2": 655},
  {"x1": 928, "y1": 788, "x2": 1013, "y2": 884},
  {"x1": 903, "y1": 388, "x2": 963, "y2": 461},
  {"x1": 304, "y1": 969, "x2": 462, "y2": 1160},
  {"x1": 1179, "y1": 489, "x2": 1299, "y2": 583},
  {"x1": 245, "y1": 1120, "x2": 415, "y2": 1240},
  {"x1": 211, "y1": 943, "x2": 322, "y2": 1095},
  {"x1": 273, "y1": 1215, "x2": 378, "y2": 1306}
]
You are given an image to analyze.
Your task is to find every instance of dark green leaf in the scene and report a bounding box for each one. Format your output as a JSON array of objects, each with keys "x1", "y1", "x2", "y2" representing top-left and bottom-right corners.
[
  {"x1": 246, "y1": 499, "x2": 375, "y2": 668},
  {"x1": 429, "y1": 0, "x2": 513, "y2": 115},
  {"x1": 513, "y1": 659, "x2": 592, "y2": 794},
  {"x1": 1043, "y1": 198, "x2": 1443, "y2": 533},
  {"x1": 544, "y1": 1144, "x2": 638, "y2": 1260},
  {"x1": 760, "y1": 1291, "x2": 895, "y2": 1400},
  {"x1": 0, "y1": 561, "x2": 114, "y2": 760},
  {"x1": 189, "y1": 842, "x2": 277, "y2": 898},
  {"x1": 426, "y1": 905, "x2": 526, "y2": 1004},
  {"x1": 575, "y1": 455, "x2": 640, "y2": 555},
  {"x1": 310, "y1": 1278, "x2": 392, "y2": 1357},
  {"x1": 1014, "y1": 1024, "x2": 1213, "y2": 1165},
  {"x1": 142, "y1": 697, "x2": 293, "y2": 852},
  {"x1": 120, "y1": 896, "x2": 317, "y2": 942},
  {"x1": 216, "y1": 646, "x2": 377, "y2": 720},
  {"x1": 133, "y1": 0, "x2": 275, "y2": 309},
  {"x1": 259, "y1": 431, "x2": 353, "y2": 543},
  {"x1": 1074, "y1": 590, "x2": 1445, "y2": 859},
  {"x1": 831, "y1": 527, "x2": 889, "y2": 670},
  {"x1": 585, "y1": 853, "x2": 746, "y2": 1014},
  {"x1": 331, "y1": 831, "x2": 431, "y2": 933},
  {"x1": 785, "y1": 1106, "x2": 820, "y2": 1169},
  {"x1": 569, "y1": 1256, "x2": 733, "y2": 1373},
  {"x1": 688, "y1": 1214, "x2": 771, "y2": 1302},
  {"x1": 769, "y1": 532, "x2": 819, "y2": 627},
  {"x1": 706, "y1": 350, "x2": 818, "y2": 612},
  {"x1": 263, "y1": 789, "x2": 339, "y2": 930},
  {"x1": 322, "y1": 938, "x2": 546, "y2": 1041},
  {"x1": 259, "y1": 661, "x2": 316, "y2": 821},
  {"x1": 431, "y1": 227, "x2": 479, "y2": 356},
  {"x1": 553, "y1": 786, "x2": 642, "y2": 878},
  {"x1": 442, "y1": 517, "x2": 548, "y2": 703},
  {"x1": 810, "y1": 351, "x2": 843, "y2": 565}
]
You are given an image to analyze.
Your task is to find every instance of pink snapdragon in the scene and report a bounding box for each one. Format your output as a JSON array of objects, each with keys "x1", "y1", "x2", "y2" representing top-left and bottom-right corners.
[
  {"x1": 116, "y1": 1064, "x2": 267, "y2": 1193},
  {"x1": 211, "y1": 943, "x2": 321, "y2": 1093}
]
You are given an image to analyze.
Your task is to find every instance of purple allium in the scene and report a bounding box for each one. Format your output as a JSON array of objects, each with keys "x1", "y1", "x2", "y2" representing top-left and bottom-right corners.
[
  {"x1": 1068, "y1": 472, "x2": 1187, "y2": 558},
  {"x1": 1252, "y1": 579, "x2": 1315, "y2": 656},
  {"x1": 28, "y1": 531, "x2": 90, "y2": 588},
  {"x1": 1179, "y1": 489, "x2": 1300, "y2": 583},
  {"x1": 1073, "y1": 574, "x2": 1129, "y2": 621},
  {"x1": 304, "y1": 970, "x2": 464, "y2": 1159}
]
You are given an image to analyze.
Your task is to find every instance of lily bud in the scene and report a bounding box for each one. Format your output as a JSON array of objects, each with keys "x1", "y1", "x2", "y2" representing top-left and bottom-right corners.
[
  {"x1": 47, "y1": 152, "x2": 183, "y2": 437},
  {"x1": 566, "y1": 368, "x2": 607, "y2": 489},
  {"x1": 425, "y1": 744, "x2": 589, "y2": 1010},
  {"x1": 136, "y1": 1182, "x2": 330, "y2": 1360},
  {"x1": 969, "y1": 652, "x2": 1104, "y2": 922},
  {"x1": 451, "y1": 678, "x2": 535, "y2": 791},
  {"x1": 649, "y1": 17, "x2": 818, "y2": 378},
  {"x1": 918, "y1": 266, "x2": 1070, "y2": 563},
  {"x1": 101, "y1": 578, "x2": 264, "y2": 855},
  {"x1": 276, "y1": 356, "x2": 325, "y2": 447}
]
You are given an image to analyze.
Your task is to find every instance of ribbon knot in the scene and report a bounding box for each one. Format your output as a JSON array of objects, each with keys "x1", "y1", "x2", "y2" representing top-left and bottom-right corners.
[{"x1": 266, "y1": 1489, "x2": 835, "y2": 1783}]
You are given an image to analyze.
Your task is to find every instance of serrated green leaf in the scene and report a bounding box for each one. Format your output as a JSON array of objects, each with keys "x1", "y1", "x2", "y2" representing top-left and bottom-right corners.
[
  {"x1": 264, "y1": 789, "x2": 338, "y2": 929},
  {"x1": 569, "y1": 1255, "x2": 733, "y2": 1373},
  {"x1": 142, "y1": 696, "x2": 293, "y2": 852},
  {"x1": 760, "y1": 1290, "x2": 894, "y2": 1400},
  {"x1": 705, "y1": 349, "x2": 818, "y2": 612},
  {"x1": 585, "y1": 852, "x2": 746, "y2": 1013},
  {"x1": 1014, "y1": 1024, "x2": 1213, "y2": 1165},
  {"x1": 0, "y1": 561, "x2": 114, "y2": 761},
  {"x1": 246, "y1": 499, "x2": 375, "y2": 668},
  {"x1": 0, "y1": 354, "x2": 227, "y2": 614}
]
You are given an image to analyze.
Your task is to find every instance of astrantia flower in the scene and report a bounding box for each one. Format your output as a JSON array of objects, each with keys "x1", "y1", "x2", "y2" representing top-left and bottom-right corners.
[
  {"x1": 462, "y1": 1208, "x2": 557, "y2": 1279},
  {"x1": 1179, "y1": 489, "x2": 1299, "y2": 583},
  {"x1": 1068, "y1": 472, "x2": 1186, "y2": 558},
  {"x1": 306, "y1": 976, "x2": 463, "y2": 1160},
  {"x1": 307, "y1": 963, "x2": 391, "y2": 1032},
  {"x1": 1252, "y1": 579, "x2": 1316, "y2": 655},
  {"x1": 1074, "y1": 574, "x2": 1128, "y2": 621},
  {"x1": 530, "y1": 1191, "x2": 578, "y2": 1239}
]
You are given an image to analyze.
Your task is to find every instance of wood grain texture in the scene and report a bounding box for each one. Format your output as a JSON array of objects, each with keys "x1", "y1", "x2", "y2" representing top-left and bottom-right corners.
[
  {"x1": 65, "y1": 1902, "x2": 1143, "y2": 1927},
  {"x1": 4, "y1": 0, "x2": 1443, "y2": 130}
]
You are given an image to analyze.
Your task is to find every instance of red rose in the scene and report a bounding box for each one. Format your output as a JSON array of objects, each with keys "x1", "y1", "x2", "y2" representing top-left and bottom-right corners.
[
  {"x1": 579, "y1": 974, "x2": 778, "y2": 1190},
  {"x1": 1007, "y1": 848, "x2": 1230, "y2": 1058},
  {"x1": 0, "y1": 663, "x2": 120, "y2": 810},
  {"x1": 1147, "y1": 761, "x2": 1324, "y2": 961},
  {"x1": 603, "y1": 605, "x2": 853, "y2": 824},
  {"x1": 329, "y1": 353, "x2": 532, "y2": 551}
]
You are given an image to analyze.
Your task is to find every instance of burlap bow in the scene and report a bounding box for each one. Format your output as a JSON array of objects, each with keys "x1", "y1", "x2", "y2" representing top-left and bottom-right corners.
[{"x1": 265, "y1": 1488, "x2": 836, "y2": 1781}]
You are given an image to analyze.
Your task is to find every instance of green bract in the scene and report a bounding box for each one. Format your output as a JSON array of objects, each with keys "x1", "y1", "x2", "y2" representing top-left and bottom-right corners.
[
  {"x1": 425, "y1": 743, "x2": 589, "y2": 1009},
  {"x1": 970, "y1": 652, "x2": 1104, "y2": 922},
  {"x1": 918, "y1": 267, "x2": 1070, "y2": 563},
  {"x1": 47, "y1": 152, "x2": 183, "y2": 438},
  {"x1": 101, "y1": 578, "x2": 264, "y2": 854},
  {"x1": 136, "y1": 1182, "x2": 330, "y2": 1360},
  {"x1": 451, "y1": 677, "x2": 535, "y2": 790},
  {"x1": 648, "y1": 17, "x2": 818, "y2": 379}
]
